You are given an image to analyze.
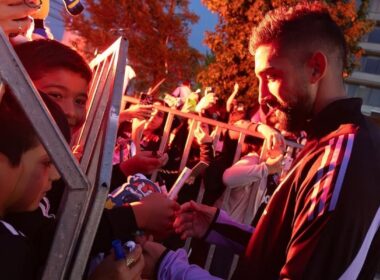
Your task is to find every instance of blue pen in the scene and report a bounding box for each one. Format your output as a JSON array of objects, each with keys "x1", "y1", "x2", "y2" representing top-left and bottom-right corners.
[{"x1": 112, "y1": 239, "x2": 126, "y2": 260}]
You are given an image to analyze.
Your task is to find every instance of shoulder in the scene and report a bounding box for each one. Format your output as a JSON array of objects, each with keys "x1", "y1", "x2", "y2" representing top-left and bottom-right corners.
[
  {"x1": 0, "y1": 220, "x2": 24, "y2": 237},
  {"x1": 0, "y1": 221, "x2": 34, "y2": 279}
]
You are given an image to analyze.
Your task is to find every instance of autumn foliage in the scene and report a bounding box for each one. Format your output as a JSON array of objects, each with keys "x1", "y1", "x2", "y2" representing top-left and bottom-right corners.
[
  {"x1": 65, "y1": 0, "x2": 203, "y2": 92},
  {"x1": 198, "y1": 0, "x2": 374, "y2": 105}
]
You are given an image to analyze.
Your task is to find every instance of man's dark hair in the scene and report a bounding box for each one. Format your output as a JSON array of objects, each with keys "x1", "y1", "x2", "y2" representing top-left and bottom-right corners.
[
  {"x1": 0, "y1": 88, "x2": 71, "y2": 166},
  {"x1": 250, "y1": 2, "x2": 347, "y2": 69},
  {"x1": 14, "y1": 39, "x2": 92, "y2": 83}
]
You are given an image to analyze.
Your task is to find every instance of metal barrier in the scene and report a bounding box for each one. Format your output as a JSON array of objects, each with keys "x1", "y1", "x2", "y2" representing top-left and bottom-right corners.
[
  {"x1": 121, "y1": 95, "x2": 303, "y2": 278},
  {"x1": 0, "y1": 30, "x2": 92, "y2": 279},
  {"x1": 68, "y1": 37, "x2": 129, "y2": 279},
  {"x1": 0, "y1": 26, "x2": 302, "y2": 278},
  {"x1": 0, "y1": 31, "x2": 129, "y2": 279}
]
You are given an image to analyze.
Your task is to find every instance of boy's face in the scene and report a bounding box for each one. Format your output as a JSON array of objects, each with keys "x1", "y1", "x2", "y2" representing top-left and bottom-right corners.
[
  {"x1": 5, "y1": 144, "x2": 60, "y2": 213},
  {"x1": 33, "y1": 68, "x2": 89, "y2": 135}
]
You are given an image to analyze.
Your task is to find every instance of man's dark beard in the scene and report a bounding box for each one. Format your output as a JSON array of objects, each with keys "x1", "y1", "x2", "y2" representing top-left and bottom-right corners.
[
  {"x1": 276, "y1": 105, "x2": 309, "y2": 133},
  {"x1": 261, "y1": 100, "x2": 310, "y2": 133}
]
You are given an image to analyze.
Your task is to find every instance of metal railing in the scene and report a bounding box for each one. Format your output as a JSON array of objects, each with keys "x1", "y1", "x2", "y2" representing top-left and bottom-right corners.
[
  {"x1": 0, "y1": 29, "x2": 92, "y2": 280},
  {"x1": 0, "y1": 27, "x2": 303, "y2": 279}
]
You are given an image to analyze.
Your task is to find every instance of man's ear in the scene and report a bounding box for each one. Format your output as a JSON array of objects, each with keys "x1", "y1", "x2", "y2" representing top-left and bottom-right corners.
[{"x1": 307, "y1": 51, "x2": 327, "y2": 83}]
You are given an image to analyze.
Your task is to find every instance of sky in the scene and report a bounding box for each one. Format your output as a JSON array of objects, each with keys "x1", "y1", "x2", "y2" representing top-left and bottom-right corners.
[{"x1": 188, "y1": 1, "x2": 218, "y2": 54}]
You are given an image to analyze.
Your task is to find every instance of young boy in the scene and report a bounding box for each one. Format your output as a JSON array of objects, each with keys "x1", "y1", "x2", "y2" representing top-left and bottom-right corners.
[
  {"x1": 10, "y1": 38, "x2": 178, "y2": 261},
  {"x1": 0, "y1": 89, "x2": 68, "y2": 279},
  {"x1": 1, "y1": 88, "x2": 143, "y2": 279}
]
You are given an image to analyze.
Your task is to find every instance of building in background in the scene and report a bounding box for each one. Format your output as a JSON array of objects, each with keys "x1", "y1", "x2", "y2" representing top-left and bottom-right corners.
[{"x1": 346, "y1": 0, "x2": 380, "y2": 124}]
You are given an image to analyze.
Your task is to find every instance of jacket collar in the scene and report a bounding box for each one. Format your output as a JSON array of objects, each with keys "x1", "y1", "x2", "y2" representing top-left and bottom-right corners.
[{"x1": 305, "y1": 98, "x2": 363, "y2": 139}]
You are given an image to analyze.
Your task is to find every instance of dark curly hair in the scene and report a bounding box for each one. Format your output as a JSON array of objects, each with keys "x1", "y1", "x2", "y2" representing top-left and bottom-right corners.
[{"x1": 250, "y1": 2, "x2": 347, "y2": 70}]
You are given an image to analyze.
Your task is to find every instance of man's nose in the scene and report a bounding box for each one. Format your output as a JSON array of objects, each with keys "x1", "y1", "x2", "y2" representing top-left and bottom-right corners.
[{"x1": 258, "y1": 82, "x2": 270, "y2": 105}]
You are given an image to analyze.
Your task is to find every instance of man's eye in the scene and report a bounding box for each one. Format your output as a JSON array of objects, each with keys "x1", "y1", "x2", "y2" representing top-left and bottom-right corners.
[{"x1": 266, "y1": 74, "x2": 277, "y2": 81}]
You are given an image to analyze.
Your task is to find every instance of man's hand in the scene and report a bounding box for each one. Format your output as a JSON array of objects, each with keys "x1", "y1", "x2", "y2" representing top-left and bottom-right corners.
[
  {"x1": 0, "y1": 0, "x2": 38, "y2": 37},
  {"x1": 131, "y1": 193, "x2": 180, "y2": 237},
  {"x1": 265, "y1": 153, "x2": 284, "y2": 175},
  {"x1": 141, "y1": 241, "x2": 167, "y2": 279},
  {"x1": 195, "y1": 92, "x2": 217, "y2": 113},
  {"x1": 89, "y1": 245, "x2": 144, "y2": 280},
  {"x1": 119, "y1": 151, "x2": 168, "y2": 176},
  {"x1": 257, "y1": 123, "x2": 286, "y2": 155},
  {"x1": 173, "y1": 200, "x2": 217, "y2": 240}
]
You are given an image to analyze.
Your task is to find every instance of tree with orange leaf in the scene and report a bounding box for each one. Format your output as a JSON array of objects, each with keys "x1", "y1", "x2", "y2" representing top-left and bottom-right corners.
[
  {"x1": 198, "y1": 0, "x2": 373, "y2": 105},
  {"x1": 66, "y1": 0, "x2": 203, "y2": 92}
]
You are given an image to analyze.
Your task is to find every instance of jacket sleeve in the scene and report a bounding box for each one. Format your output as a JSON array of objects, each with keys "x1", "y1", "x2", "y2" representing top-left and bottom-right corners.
[
  {"x1": 92, "y1": 205, "x2": 139, "y2": 254},
  {"x1": 158, "y1": 249, "x2": 221, "y2": 280},
  {"x1": 199, "y1": 142, "x2": 215, "y2": 165},
  {"x1": 203, "y1": 209, "x2": 253, "y2": 254}
]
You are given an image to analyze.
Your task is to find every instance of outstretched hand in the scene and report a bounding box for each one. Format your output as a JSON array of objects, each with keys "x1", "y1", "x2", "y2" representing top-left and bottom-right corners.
[
  {"x1": 141, "y1": 241, "x2": 167, "y2": 279},
  {"x1": 131, "y1": 193, "x2": 180, "y2": 238},
  {"x1": 173, "y1": 200, "x2": 217, "y2": 240},
  {"x1": 257, "y1": 123, "x2": 286, "y2": 156},
  {"x1": 89, "y1": 245, "x2": 144, "y2": 280},
  {"x1": 120, "y1": 104, "x2": 153, "y2": 122},
  {"x1": 0, "y1": 0, "x2": 37, "y2": 37},
  {"x1": 195, "y1": 92, "x2": 217, "y2": 113},
  {"x1": 119, "y1": 151, "x2": 168, "y2": 176}
]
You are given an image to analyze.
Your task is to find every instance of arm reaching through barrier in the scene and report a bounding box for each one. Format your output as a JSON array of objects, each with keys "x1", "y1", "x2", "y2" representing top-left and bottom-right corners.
[
  {"x1": 0, "y1": 0, "x2": 38, "y2": 37},
  {"x1": 131, "y1": 193, "x2": 179, "y2": 237},
  {"x1": 173, "y1": 200, "x2": 217, "y2": 240},
  {"x1": 89, "y1": 245, "x2": 144, "y2": 280},
  {"x1": 119, "y1": 151, "x2": 168, "y2": 176}
]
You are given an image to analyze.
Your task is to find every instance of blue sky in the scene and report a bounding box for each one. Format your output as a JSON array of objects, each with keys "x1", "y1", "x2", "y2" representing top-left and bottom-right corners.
[{"x1": 188, "y1": 0, "x2": 218, "y2": 54}]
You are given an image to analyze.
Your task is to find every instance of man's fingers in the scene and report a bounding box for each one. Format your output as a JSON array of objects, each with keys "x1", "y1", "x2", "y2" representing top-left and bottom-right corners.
[
  {"x1": 129, "y1": 256, "x2": 145, "y2": 280},
  {"x1": 3, "y1": 5, "x2": 37, "y2": 20},
  {"x1": 175, "y1": 221, "x2": 193, "y2": 235},
  {"x1": 174, "y1": 212, "x2": 193, "y2": 228}
]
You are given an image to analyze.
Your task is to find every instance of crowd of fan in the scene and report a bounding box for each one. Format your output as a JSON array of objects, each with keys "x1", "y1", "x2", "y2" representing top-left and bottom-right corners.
[{"x1": 1, "y1": 1, "x2": 380, "y2": 280}]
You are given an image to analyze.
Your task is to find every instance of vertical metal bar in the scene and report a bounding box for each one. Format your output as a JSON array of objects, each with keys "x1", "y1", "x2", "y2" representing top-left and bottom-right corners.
[
  {"x1": 80, "y1": 56, "x2": 116, "y2": 172},
  {"x1": 183, "y1": 179, "x2": 206, "y2": 252},
  {"x1": 150, "y1": 112, "x2": 175, "y2": 182},
  {"x1": 0, "y1": 28, "x2": 92, "y2": 280},
  {"x1": 179, "y1": 119, "x2": 197, "y2": 170},
  {"x1": 69, "y1": 38, "x2": 128, "y2": 279},
  {"x1": 204, "y1": 244, "x2": 216, "y2": 271},
  {"x1": 76, "y1": 55, "x2": 113, "y2": 155},
  {"x1": 222, "y1": 132, "x2": 245, "y2": 208},
  {"x1": 212, "y1": 125, "x2": 222, "y2": 151},
  {"x1": 227, "y1": 254, "x2": 240, "y2": 280}
]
